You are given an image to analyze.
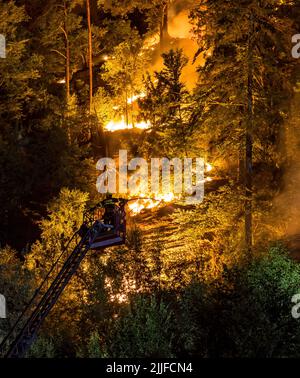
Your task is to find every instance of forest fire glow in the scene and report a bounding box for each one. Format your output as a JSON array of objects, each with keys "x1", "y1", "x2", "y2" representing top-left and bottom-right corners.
[
  {"x1": 105, "y1": 277, "x2": 136, "y2": 304},
  {"x1": 105, "y1": 118, "x2": 151, "y2": 132},
  {"x1": 127, "y1": 92, "x2": 146, "y2": 105},
  {"x1": 105, "y1": 91, "x2": 150, "y2": 131},
  {"x1": 1, "y1": 0, "x2": 297, "y2": 361},
  {"x1": 126, "y1": 163, "x2": 215, "y2": 215},
  {"x1": 206, "y1": 163, "x2": 213, "y2": 172},
  {"x1": 128, "y1": 192, "x2": 176, "y2": 215},
  {"x1": 128, "y1": 198, "x2": 159, "y2": 215}
]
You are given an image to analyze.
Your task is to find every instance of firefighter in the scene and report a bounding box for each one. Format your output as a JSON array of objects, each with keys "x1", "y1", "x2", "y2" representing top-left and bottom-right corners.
[{"x1": 102, "y1": 194, "x2": 118, "y2": 226}]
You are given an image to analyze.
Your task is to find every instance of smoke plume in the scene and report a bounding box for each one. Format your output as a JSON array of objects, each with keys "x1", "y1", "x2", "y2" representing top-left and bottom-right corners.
[{"x1": 147, "y1": 0, "x2": 202, "y2": 90}]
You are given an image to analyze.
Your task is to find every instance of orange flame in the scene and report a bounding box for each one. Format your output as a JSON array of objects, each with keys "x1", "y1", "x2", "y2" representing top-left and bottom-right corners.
[
  {"x1": 206, "y1": 163, "x2": 213, "y2": 172},
  {"x1": 127, "y1": 92, "x2": 146, "y2": 105},
  {"x1": 128, "y1": 192, "x2": 177, "y2": 215},
  {"x1": 127, "y1": 163, "x2": 214, "y2": 215},
  {"x1": 105, "y1": 117, "x2": 151, "y2": 132}
]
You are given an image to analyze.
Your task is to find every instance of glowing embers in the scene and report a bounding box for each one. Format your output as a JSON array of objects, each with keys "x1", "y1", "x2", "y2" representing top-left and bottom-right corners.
[
  {"x1": 104, "y1": 91, "x2": 149, "y2": 132},
  {"x1": 105, "y1": 117, "x2": 151, "y2": 132},
  {"x1": 206, "y1": 163, "x2": 213, "y2": 172},
  {"x1": 127, "y1": 162, "x2": 214, "y2": 215},
  {"x1": 128, "y1": 198, "x2": 157, "y2": 215},
  {"x1": 105, "y1": 277, "x2": 136, "y2": 304},
  {"x1": 128, "y1": 192, "x2": 177, "y2": 216}
]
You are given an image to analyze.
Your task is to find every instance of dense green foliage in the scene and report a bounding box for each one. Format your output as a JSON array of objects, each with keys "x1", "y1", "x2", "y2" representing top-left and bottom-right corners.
[{"x1": 12, "y1": 244, "x2": 300, "y2": 358}]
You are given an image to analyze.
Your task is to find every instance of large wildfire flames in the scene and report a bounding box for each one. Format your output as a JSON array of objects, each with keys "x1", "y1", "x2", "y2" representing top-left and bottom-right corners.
[
  {"x1": 104, "y1": 92, "x2": 150, "y2": 132},
  {"x1": 127, "y1": 92, "x2": 146, "y2": 105},
  {"x1": 105, "y1": 117, "x2": 150, "y2": 132},
  {"x1": 103, "y1": 90, "x2": 215, "y2": 215},
  {"x1": 128, "y1": 192, "x2": 176, "y2": 215},
  {"x1": 103, "y1": 4, "x2": 211, "y2": 216},
  {"x1": 127, "y1": 163, "x2": 214, "y2": 215},
  {"x1": 103, "y1": 2, "x2": 198, "y2": 133}
]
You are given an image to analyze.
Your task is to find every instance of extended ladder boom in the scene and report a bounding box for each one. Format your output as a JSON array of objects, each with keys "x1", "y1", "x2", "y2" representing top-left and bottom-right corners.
[
  {"x1": 0, "y1": 199, "x2": 126, "y2": 358},
  {"x1": 0, "y1": 228, "x2": 94, "y2": 358}
]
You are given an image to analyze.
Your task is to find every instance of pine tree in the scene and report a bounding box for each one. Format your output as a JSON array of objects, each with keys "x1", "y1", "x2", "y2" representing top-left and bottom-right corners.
[
  {"x1": 139, "y1": 49, "x2": 194, "y2": 157},
  {"x1": 101, "y1": 27, "x2": 148, "y2": 127},
  {"x1": 191, "y1": 0, "x2": 294, "y2": 253}
]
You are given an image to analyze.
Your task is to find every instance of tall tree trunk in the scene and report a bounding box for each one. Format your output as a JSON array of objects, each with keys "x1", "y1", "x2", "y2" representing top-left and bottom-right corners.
[
  {"x1": 63, "y1": 0, "x2": 70, "y2": 103},
  {"x1": 160, "y1": 0, "x2": 169, "y2": 46},
  {"x1": 238, "y1": 152, "x2": 244, "y2": 183},
  {"x1": 61, "y1": 0, "x2": 71, "y2": 143},
  {"x1": 245, "y1": 13, "x2": 254, "y2": 255},
  {"x1": 86, "y1": 0, "x2": 93, "y2": 116}
]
